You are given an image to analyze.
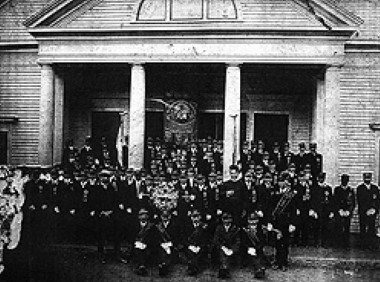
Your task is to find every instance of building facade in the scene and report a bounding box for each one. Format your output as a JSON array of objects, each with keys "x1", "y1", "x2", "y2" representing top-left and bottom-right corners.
[{"x1": 0, "y1": 0, "x2": 380, "y2": 193}]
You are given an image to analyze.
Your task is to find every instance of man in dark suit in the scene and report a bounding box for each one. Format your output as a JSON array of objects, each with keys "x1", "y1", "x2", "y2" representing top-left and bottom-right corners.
[
  {"x1": 310, "y1": 172, "x2": 334, "y2": 247},
  {"x1": 220, "y1": 165, "x2": 245, "y2": 225},
  {"x1": 334, "y1": 174, "x2": 356, "y2": 249},
  {"x1": 294, "y1": 142, "x2": 308, "y2": 174},
  {"x1": 357, "y1": 172, "x2": 380, "y2": 249},
  {"x1": 212, "y1": 211, "x2": 240, "y2": 279},
  {"x1": 183, "y1": 209, "x2": 210, "y2": 276},
  {"x1": 93, "y1": 169, "x2": 119, "y2": 263},
  {"x1": 155, "y1": 209, "x2": 182, "y2": 277},
  {"x1": 133, "y1": 208, "x2": 156, "y2": 276},
  {"x1": 307, "y1": 142, "x2": 323, "y2": 179}
]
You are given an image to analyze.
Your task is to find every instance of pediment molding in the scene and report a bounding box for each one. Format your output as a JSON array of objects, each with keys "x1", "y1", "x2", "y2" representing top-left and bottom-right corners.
[{"x1": 25, "y1": 0, "x2": 362, "y2": 36}]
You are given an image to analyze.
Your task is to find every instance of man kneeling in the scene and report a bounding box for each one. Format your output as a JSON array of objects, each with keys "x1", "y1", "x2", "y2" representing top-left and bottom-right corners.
[
  {"x1": 212, "y1": 211, "x2": 240, "y2": 279},
  {"x1": 241, "y1": 212, "x2": 266, "y2": 279}
]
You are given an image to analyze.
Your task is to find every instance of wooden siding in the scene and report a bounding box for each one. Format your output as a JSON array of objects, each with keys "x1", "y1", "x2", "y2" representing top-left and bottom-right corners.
[
  {"x1": 65, "y1": 0, "x2": 137, "y2": 28},
  {"x1": 0, "y1": 50, "x2": 40, "y2": 165},
  {"x1": 341, "y1": 0, "x2": 380, "y2": 40},
  {"x1": 239, "y1": 0, "x2": 322, "y2": 28},
  {"x1": 340, "y1": 53, "x2": 380, "y2": 185},
  {"x1": 0, "y1": 0, "x2": 49, "y2": 42}
]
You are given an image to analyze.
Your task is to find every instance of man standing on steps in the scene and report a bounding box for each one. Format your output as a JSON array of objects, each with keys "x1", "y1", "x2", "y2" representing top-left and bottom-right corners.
[{"x1": 357, "y1": 172, "x2": 380, "y2": 250}]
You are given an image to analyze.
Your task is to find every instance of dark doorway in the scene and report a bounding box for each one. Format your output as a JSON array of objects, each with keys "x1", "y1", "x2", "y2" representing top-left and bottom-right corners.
[
  {"x1": 254, "y1": 113, "x2": 289, "y2": 149},
  {"x1": 0, "y1": 132, "x2": 7, "y2": 164},
  {"x1": 91, "y1": 112, "x2": 120, "y2": 161},
  {"x1": 198, "y1": 113, "x2": 224, "y2": 140},
  {"x1": 146, "y1": 111, "x2": 164, "y2": 139}
]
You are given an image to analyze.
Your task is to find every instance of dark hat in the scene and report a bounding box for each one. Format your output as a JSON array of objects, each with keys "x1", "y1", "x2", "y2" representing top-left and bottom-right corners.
[
  {"x1": 190, "y1": 209, "x2": 201, "y2": 217},
  {"x1": 309, "y1": 142, "x2": 317, "y2": 149},
  {"x1": 99, "y1": 169, "x2": 112, "y2": 177},
  {"x1": 222, "y1": 211, "x2": 232, "y2": 219},
  {"x1": 288, "y1": 163, "x2": 296, "y2": 169},
  {"x1": 318, "y1": 172, "x2": 326, "y2": 179},
  {"x1": 341, "y1": 174, "x2": 349, "y2": 181},
  {"x1": 180, "y1": 174, "x2": 187, "y2": 179},
  {"x1": 278, "y1": 172, "x2": 289, "y2": 182},
  {"x1": 273, "y1": 142, "x2": 280, "y2": 147},
  {"x1": 161, "y1": 209, "x2": 171, "y2": 219},
  {"x1": 244, "y1": 172, "x2": 253, "y2": 177},
  {"x1": 138, "y1": 208, "x2": 149, "y2": 216},
  {"x1": 209, "y1": 172, "x2": 217, "y2": 178},
  {"x1": 229, "y1": 164, "x2": 238, "y2": 171},
  {"x1": 299, "y1": 142, "x2": 306, "y2": 148},
  {"x1": 126, "y1": 168, "x2": 134, "y2": 175},
  {"x1": 363, "y1": 172, "x2": 372, "y2": 179},
  {"x1": 264, "y1": 172, "x2": 272, "y2": 179},
  {"x1": 197, "y1": 174, "x2": 205, "y2": 180},
  {"x1": 284, "y1": 142, "x2": 290, "y2": 147},
  {"x1": 248, "y1": 212, "x2": 259, "y2": 221}
]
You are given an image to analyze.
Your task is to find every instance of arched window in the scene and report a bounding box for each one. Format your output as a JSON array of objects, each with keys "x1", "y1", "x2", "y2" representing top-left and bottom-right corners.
[{"x1": 137, "y1": 0, "x2": 238, "y2": 21}]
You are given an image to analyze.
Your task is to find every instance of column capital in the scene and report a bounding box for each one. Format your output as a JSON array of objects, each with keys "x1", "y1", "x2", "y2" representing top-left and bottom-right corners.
[
  {"x1": 130, "y1": 62, "x2": 146, "y2": 67},
  {"x1": 225, "y1": 62, "x2": 243, "y2": 68},
  {"x1": 325, "y1": 63, "x2": 344, "y2": 70}
]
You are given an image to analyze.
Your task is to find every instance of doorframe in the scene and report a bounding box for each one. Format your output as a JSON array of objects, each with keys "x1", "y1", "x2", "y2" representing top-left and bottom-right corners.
[{"x1": 250, "y1": 111, "x2": 292, "y2": 145}]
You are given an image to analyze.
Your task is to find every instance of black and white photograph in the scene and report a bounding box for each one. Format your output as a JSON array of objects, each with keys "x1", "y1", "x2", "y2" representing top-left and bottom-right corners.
[{"x1": 0, "y1": 0, "x2": 380, "y2": 281}]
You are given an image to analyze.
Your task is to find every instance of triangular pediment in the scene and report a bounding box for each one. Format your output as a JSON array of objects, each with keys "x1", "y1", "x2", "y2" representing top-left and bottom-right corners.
[{"x1": 25, "y1": 0, "x2": 362, "y2": 34}]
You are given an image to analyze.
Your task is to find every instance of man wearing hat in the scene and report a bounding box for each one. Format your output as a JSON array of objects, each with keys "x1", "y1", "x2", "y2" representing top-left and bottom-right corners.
[
  {"x1": 307, "y1": 143, "x2": 323, "y2": 179},
  {"x1": 269, "y1": 172, "x2": 297, "y2": 271},
  {"x1": 220, "y1": 165, "x2": 246, "y2": 225},
  {"x1": 155, "y1": 209, "x2": 181, "y2": 277},
  {"x1": 278, "y1": 142, "x2": 294, "y2": 173},
  {"x1": 93, "y1": 169, "x2": 120, "y2": 263},
  {"x1": 334, "y1": 174, "x2": 356, "y2": 249},
  {"x1": 357, "y1": 172, "x2": 380, "y2": 249},
  {"x1": 115, "y1": 168, "x2": 138, "y2": 245},
  {"x1": 133, "y1": 208, "x2": 156, "y2": 276},
  {"x1": 241, "y1": 212, "x2": 266, "y2": 279},
  {"x1": 193, "y1": 174, "x2": 213, "y2": 224},
  {"x1": 310, "y1": 172, "x2": 334, "y2": 247},
  {"x1": 294, "y1": 142, "x2": 308, "y2": 174},
  {"x1": 79, "y1": 136, "x2": 95, "y2": 170},
  {"x1": 293, "y1": 171, "x2": 312, "y2": 246},
  {"x1": 212, "y1": 211, "x2": 240, "y2": 279},
  {"x1": 183, "y1": 209, "x2": 210, "y2": 276}
]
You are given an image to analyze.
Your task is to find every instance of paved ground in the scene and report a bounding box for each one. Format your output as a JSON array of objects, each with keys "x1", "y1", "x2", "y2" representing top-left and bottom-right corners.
[
  {"x1": 1, "y1": 232, "x2": 380, "y2": 281},
  {"x1": 1, "y1": 243, "x2": 380, "y2": 282}
]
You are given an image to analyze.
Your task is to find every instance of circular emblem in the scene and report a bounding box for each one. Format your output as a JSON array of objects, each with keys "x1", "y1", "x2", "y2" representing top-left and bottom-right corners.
[{"x1": 167, "y1": 100, "x2": 196, "y2": 125}]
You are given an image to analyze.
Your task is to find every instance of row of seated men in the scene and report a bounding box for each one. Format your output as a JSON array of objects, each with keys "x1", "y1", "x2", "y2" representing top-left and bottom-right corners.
[
  {"x1": 145, "y1": 139, "x2": 323, "y2": 178},
  {"x1": 63, "y1": 135, "x2": 323, "y2": 180}
]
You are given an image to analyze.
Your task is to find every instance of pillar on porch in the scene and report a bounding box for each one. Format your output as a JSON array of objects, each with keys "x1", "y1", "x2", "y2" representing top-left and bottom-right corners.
[
  {"x1": 128, "y1": 63, "x2": 146, "y2": 169},
  {"x1": 38, "y1": 64, "x2": 55, "y2": 166},
  {"x1": 312, "y1": 74, "x2": 326, "y2": 153},
  {"x1": 323, "y1": 65, "x2": 341, "y2": 187},
  {"x1": 223, "y1": 63, "x2": 241, "y2": 179},
  {"x1": 53, "y1": 70, "x2": 64, "y2": 165}
]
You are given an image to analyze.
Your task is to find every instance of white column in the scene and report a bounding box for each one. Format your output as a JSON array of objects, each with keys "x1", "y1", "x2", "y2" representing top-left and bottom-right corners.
[
  {"x1": 312, "y1": 74, "x2": 325, "y2": 152},
  {"x1": 38, "y1": 64, "x2": 55, "y2": 166},
  {"x1": 323, "y1": 65, "x2": 341, "y2": 187},
  {"x1": 223, "y1": 63, "x2": 241, "y2": 179},
  {"x1": 128, "y1": 63, "x2": 146, "y2": 169},
  {"x1": 53, "y1": 70, "x2": 64, "y2": 165}
]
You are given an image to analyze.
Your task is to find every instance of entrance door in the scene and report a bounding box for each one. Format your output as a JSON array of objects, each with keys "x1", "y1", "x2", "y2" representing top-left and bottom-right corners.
[
  {"x1": 198, "y1": 113, "x2": 224, "y2": 140},
  {"x1": 146, "y1": 111, "x2": 164, "y2": 139},
  {"x1": 0, "y1": 132, "x2": 7, "y2": 164},
  {"x1": 91, "y1": 112, "x2": 120, "y2": 161},
  {"x1": 254, "y1": 113, "x2": 289, "y2": 149}
]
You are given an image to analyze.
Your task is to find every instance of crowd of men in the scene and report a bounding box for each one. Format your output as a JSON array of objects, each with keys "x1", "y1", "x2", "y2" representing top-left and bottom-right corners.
[{"x1": 17, "y1": 136, "x2": 380, "y2": 279}]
